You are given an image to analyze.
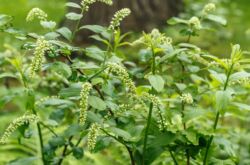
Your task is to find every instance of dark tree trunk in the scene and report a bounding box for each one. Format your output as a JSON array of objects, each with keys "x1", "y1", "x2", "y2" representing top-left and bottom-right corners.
[{"x1": 65, "y1": 0, "x2": 183, "y2": 42}]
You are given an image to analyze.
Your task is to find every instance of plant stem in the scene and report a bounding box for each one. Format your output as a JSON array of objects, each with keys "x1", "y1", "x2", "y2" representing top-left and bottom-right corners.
[
  {"x1": 101, "y1": 128, "x2": 135, "y2": 165},
  {"x1": 169, "y1": 150, "x2": 179, "y2": 165},
  {"x1": 31, "y1": 109, "x2": 45, "y2": 165},
  {"x1": 151, "y1": 45, "x2": 156, "y2": 74},
  {"x1": 203, "y1": 63, "x2": 234, "y2": 164},
  {"x1": 58, "y1": 136, "x2": 73, "y2": 165},
  {"x1": 37, "y1": 123, "x2": 45, "y2": 165},
  {"x1": 142, "y1": 103, "x2": 153, "y2": 164},
  {"x1": 71, "y1": 9, "x2": 84, "y2": 42}
]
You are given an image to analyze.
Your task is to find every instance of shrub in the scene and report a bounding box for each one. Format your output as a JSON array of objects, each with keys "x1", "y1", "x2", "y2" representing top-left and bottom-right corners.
[{"x1": 0, "y1": 1, "x2": 250, "y2": 164}]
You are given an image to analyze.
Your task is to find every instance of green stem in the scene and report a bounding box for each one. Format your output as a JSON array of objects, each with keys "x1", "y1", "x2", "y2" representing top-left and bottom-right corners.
[
  {"x1": 37, "y1": 123, "x2": 45, "y2": 164},
  {"x1": 101, "y1": 128, "x2": 135, "y2": 165},
  {"x1": 151, "y1": 45, "x2": 156, "y2": 75},
  {"x1": 71, "y1": 9, "x2": 84, "y2": 42},
  {"x1": 169, "y1": 150, "x2": 179, "y2": 165},
  {"x1": 203, "y1": 64, "x2": 234, "y2": 165},
  {"x1": 142, "y1": 103, "x2": 153, "y2": 164}
]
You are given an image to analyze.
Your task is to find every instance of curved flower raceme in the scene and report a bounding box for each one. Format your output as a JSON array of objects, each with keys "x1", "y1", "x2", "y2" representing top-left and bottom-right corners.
[
  {"x1": 0, "y1": 115, "x2": 39, "y2": 144},
  {"x1": 109, "y1": 8, "x2": 131, "y2": 30},
  {"x1": 26, "y1": 8, "x2": 47, "y2": 22},
  {"x1": 79, "y1": 82, "x2": 92, "y2": 125},
  {"x1": 106, "y1": 63, "x2": 136, "y2": 94},
  {"x1": 87, "y1": 123, "x2": 100, "y2": 151},
  {"x1": 81, "y1": 0, "x2": 113, "y2": 12},
  {"x1": 141, "y1": 92, "x2": 166, "y2": 130},
  {"x1": 30, "y1": 37, "x2": 51, "y2": 77}
]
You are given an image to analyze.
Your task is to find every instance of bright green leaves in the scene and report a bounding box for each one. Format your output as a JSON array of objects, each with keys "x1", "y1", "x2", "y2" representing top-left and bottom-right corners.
[
  {"x1": 44, "y1": 62, "x2": 72, "y2": 78},
  {"x1": 205, "y1": 14, "x2": 227, "y2": 26},
  {"x1": 88, "y1": 96, "x2": 106, "y2": 111},
  {"x1": 0, "y1": 14, "x2": 13, "y2": 27},
  {"x1": 40, "y1": 21, "x2": 56, "y2": 30},
  {"x1": 65, "y1": 2, "x2": 82, "y2": 9},
  {"x1": 167, "y1": 17, "x2": 188, "y2": 25},
  {"x1": 66, "y1": 12, "x2": 83, "y2": 21},
  {"x1": 215, "y1": 90, "x2": 232, "y2": 113},
  {"x1": 147, "y1": 75, "x2": 165, "y2": 92},
  {"x1": 56, "y1": 27, "x2": 72, "y2": 41},
  {"x1": 72, "y1": 147, "x2": 84, "y2": 159},
  {"x1": 230, "y1": 44, "x2": 242, "y2": 62}
]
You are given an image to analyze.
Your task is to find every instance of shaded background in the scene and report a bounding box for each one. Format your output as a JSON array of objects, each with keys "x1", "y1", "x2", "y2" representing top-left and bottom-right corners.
[{"x1": 0, "y1": 0, "x2": 250, "y2": 55}]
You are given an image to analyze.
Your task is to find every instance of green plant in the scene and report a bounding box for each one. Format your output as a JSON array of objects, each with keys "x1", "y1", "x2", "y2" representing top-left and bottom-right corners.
[{"x1": 0, "y1": 1, "x2": 250, "y2": 165}]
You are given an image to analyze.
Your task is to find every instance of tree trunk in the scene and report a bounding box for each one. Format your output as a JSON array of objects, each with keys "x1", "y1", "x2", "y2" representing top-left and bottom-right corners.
[{"x1": 66, "y1": 0, "x2": 183, "y2": 42}]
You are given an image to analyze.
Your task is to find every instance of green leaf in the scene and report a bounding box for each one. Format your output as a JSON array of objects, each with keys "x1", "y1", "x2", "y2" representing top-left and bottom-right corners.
[
  {"x1": 230, "y1": 71, "x2": 250, "y2": 82},
  {"x1": 231, "y1": 102, "x2": 250, "y2": 112},
  {"x1": 108, "y1": 127, "x2": 132, "y2": 140},
  {"x1": 43, "y1": 98, "x2": 74, "y2": 107},
  {"x1": 0, "y1": 73, "x2": 17, "y2": 79},
  {"x1": 73, "y1": 147, "x2": 84, "y2": 159},
  {"x1": 57, "y1": 27, "x2": 72, "y2": 41},
  {"x1": 0, "y1": 14, "x2": 13, "y2": 27},
  {"x1": 66, "y1": 12, "x2": 83, "y2": 21},
  {"x1": 44, "y1": 62, "x2": 72, "y2": 78},
  {"x1": 148, "y1": 131, "x2": 176, "y2": 147},
  {"x1": 45, "y1": 32, "x2": 60, "y2": 40},
  {"x1": 215, "y1": 90, "x2": 231, "y2": 113},
  {"x1": 40, "y1": 21, "x2": 56, "y2": 29},
  {"x1": 49, "y1": 136, "x2": 65, "y2": 148},
  {"x1": 59, "y1": 84, "x2": 81, "y2": 98},
  {"x1": 148, "y1": 75, "x2": 165, "y2": 92},
  {"x1": 85, "y1": 46, "x2": 105, "y2": 61},
  {"x1": 63, "y1": 124, "x2": 85, "y2": 138},
  {"x1": 8, "y1": 157, "x2": 38, "y2": 165},
  {"x1": 88, "y1": 96, "x2": 106, "y2": 111},
  {"x1": 167, "y1": 17, "x2": 188, "y2": 25},
  {"x1": 79, "y1": 25, "x2": 106, "y2": 33},
  {"x1": 65, "y1": 2, "x2": 81, "y2": 9},
  {"x1": 206, "y1": 14, "x2": 227, "y2": 26}
]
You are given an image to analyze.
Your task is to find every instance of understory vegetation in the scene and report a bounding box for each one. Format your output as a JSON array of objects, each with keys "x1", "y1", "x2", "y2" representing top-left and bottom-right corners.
[{"x1": 0, "y1": 0, "x2": 250, "y2": 165}]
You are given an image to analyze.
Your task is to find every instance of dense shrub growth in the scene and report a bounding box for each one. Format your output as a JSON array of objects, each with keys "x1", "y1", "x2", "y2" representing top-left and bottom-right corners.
[{"x1": 0, "y1": 1, "x2": 250, "y2": 165}]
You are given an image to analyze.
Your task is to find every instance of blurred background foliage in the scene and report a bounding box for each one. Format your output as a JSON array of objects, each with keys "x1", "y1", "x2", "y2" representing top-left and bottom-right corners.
[{"x1": 0, "y1": 0, "x2": 250, "y2": 54}]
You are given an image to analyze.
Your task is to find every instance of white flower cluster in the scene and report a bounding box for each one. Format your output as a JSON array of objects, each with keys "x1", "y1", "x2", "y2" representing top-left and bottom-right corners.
[
  {"x1": 141, "y1": 92, "x2": 166, "y2": 130},
  {"x1": 30, "y1": 37, "x2": 51, "y2": 77},
  {"x1": 26, "y1": 8, "x2": 48, "y2": 22},
  {"x1": 180, "y1": 93, "x2": 193, "y2": 104},
  {"x1": 106, "y1": 63, "x2": 136, "y2": 93},
  {"x1": 203, "y1": 3, "x2": 216, "y2": 14},
  {"x1": 81, "y1": 0, "x2": 113, "y2": 12},
  {"x1": 0, "y1": 115, "x2": 39, "y2": 144},
  {"x1": 87, "y1": 123, "x2": 100, "y2": 151},
  {"x1": 109, "y1": 8, "x2": 131, "y2": 30},
  {"x1": 132, "y1": 29, "x2": 172, "y2": 47},
  {"x1": 188, "y1": 16, "x2": 201, "y2": 29},
  {"x1": 79, "y1": 82, "x2": 92, "y2": 125}
]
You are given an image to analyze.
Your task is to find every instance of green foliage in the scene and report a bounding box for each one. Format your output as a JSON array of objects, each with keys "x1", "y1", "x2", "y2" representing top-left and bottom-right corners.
[{"x1": 1, "y1": 1, "x2": 250, "y2": 165}]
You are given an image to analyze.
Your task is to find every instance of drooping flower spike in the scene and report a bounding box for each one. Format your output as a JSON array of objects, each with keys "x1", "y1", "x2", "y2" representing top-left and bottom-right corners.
[
  {"x1": 87, "y1": 123, "x2": 100, "y2": 151},
  {"x1": 106, "y1": 63, "x2": 136, "y2": 94},
  {"x1": 109, "y1": 8, "x2": 131, "y2": 30},
  {"x1": 79, "y1": 82, "x2": 92, "y2": 125},
  {"x1": 81, "y1": 0, "x2": 113, "y2": 12},
  {"x1": 0, "y1": 114, "x2": 39, "y2": 144},
  {"x1": 26, "y1": 8, "x2": 48, "y2": 22}
]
